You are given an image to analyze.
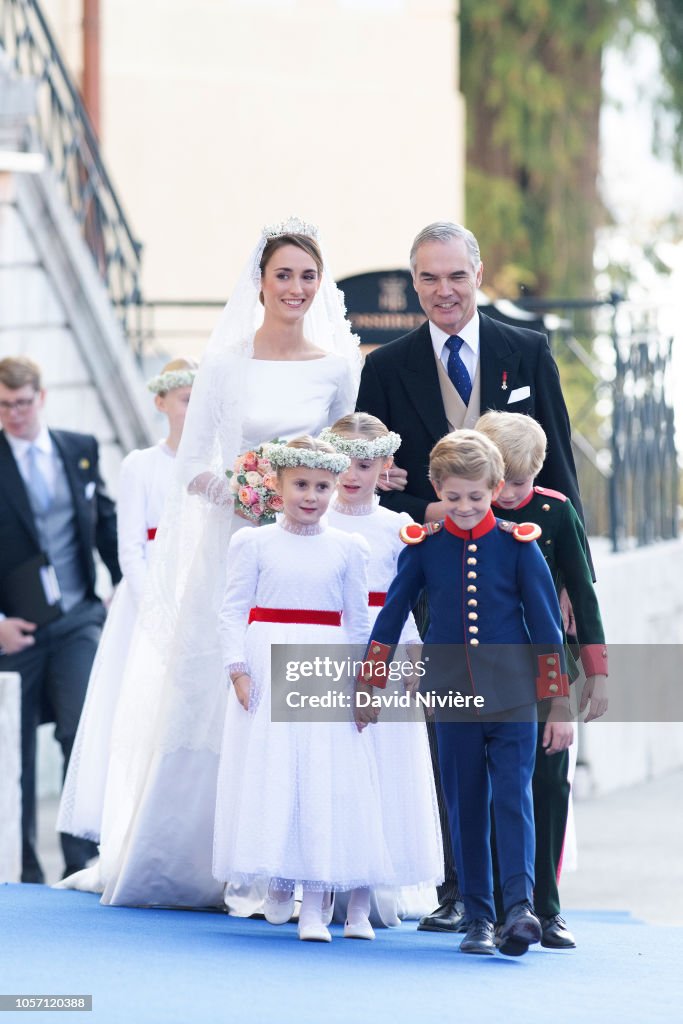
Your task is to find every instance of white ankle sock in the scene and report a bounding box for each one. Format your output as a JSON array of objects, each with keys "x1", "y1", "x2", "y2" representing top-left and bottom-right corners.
[
  {"x1": 346, "y1": 887, "x2": 371, "y2": 925},
  {"x1": 299, "y1": 889, "x2": 326, "y2": 929},
  {"x1": 267, "y1": 878, "x2": 293, "y2": 903}
]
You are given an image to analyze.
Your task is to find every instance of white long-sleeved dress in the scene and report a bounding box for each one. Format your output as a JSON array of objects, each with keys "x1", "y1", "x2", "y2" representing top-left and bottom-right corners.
[
  {"x1": 58, "y1": 355, "x2": 358, "y2": 907},
  {"x1": 58, "y1": 442, "x2": 176, "y2": 842},
  {"x1": 327, "y1": 500, "x2": 444, "y2": 915},
  {"x1": 214, "y1": 519, "x2": 409, "y2": 891}
]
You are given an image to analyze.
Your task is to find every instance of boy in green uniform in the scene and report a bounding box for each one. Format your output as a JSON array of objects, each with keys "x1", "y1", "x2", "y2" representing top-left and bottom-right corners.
[{"x1": 476, "y1": 411, "x2": 609, "y2": 949}]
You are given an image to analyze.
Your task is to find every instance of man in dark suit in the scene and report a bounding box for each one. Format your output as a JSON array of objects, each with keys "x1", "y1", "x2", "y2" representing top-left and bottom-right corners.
[
  {"x1": 0, "y1": 356, "x2": 121, "y2": 883},
  {"x1": 356, "y1": 222, "x2": 584, "y2": 932}
]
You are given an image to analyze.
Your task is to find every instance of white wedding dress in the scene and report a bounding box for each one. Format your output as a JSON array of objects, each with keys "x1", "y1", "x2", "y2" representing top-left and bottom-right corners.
[
  {"x1": 58, "y1": 442, "x2": 176, "y2": 843},
  {"x1": 57, "y1": 355, "x2": 356, "y2": 907}
]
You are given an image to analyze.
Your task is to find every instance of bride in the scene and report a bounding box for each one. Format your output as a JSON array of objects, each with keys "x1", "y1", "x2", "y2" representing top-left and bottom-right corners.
[{"x1": 58, "y1": 217, "x2": 360, "y2": 908}]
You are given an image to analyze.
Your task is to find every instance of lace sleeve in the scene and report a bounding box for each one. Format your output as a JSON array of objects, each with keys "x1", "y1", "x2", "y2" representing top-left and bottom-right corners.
[
  {"x1": 178, "y1": 353, "x2": 246, "y2": 509},
  {"x1": 342, "y1": 534, "x2": 371, "y2": 645},
  {"x1": 116, "y1": 450, "x2": 148, "y2": 605},
  {"x1": 218, "y1": 528, "x2": 259, "y2": 677}
]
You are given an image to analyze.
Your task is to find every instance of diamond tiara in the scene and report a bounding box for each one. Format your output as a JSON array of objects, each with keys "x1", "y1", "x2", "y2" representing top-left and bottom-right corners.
[{"x1": 262, "y1": 216, "x2": 319, "y2": 240}]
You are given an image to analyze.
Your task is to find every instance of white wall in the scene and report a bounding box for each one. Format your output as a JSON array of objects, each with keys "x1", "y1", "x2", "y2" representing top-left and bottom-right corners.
[
  {"x1": 574, "y1": 538, "x2": 683, "y2": 796},
  {"x1": 48, "y1": 0, "x2": 464, "y2": 301}
]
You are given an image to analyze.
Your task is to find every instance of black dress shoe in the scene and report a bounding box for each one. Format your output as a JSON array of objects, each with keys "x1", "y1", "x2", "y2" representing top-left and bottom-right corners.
[
  {"x1": 460, "y1": 919, "x2": 496, "y2": 955},
  {"x1": 21, "y1": 866, "x2": 45, "y2": 885},
  {"x1": 540, "y1": 914, "x2": 576, "y2": 949},
  {"x1": 417, "y1": 899, "x2": 467, "y2": 933},
  {"x1": 497, "y1": 901, "x2": 542, "y2": 957}
]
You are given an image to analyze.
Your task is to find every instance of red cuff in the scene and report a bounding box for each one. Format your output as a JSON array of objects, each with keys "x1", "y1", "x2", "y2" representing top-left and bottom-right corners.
[
  {"x1": 358, "y1": 641, "x2": 391, "y2": 689},
  {"x1": 536, "y1": 653, "x2": 570, "y2": 700},
  {"x1": 580, "y1": 644, "x2": 608, "y2": 678}
]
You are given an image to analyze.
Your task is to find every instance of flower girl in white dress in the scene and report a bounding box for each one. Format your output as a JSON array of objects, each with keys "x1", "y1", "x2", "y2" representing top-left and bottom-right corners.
[
  {"x1": 214, "y1": 436, "x2": 399, "y2": 942},
  {"x1": 58, "y1": 360, "x2": 196, "y2": 845},
  {"x1": 322, "y1": 414, "x2": 443, "y2": 923}
]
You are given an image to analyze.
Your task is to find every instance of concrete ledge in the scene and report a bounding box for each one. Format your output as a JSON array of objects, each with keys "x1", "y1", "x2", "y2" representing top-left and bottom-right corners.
[
  {"x1": 576, "y1": 537, "x2": 683, "y2": 796},
  {"x1": 0, "y1": 672, "x2": 21, "y2": 882}
]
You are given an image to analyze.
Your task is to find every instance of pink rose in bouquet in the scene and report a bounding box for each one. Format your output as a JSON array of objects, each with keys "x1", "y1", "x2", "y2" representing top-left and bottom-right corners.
[{"x1": 226, "y1": 441, "x2": 285, "y2": 524}]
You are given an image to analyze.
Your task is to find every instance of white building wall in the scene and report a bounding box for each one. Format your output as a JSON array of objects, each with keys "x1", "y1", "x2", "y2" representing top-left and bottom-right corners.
[{"x1": 48, "y1": 0, "x2": 464, "y2": 302}]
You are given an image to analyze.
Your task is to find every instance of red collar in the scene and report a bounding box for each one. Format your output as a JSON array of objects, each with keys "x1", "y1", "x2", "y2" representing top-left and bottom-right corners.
[
  {"x1": 443, "y1": 508, "x2": 497, "y2": 540},
  {"x1": 493, "y1": 488, "x2": 534, "y2": 512}
]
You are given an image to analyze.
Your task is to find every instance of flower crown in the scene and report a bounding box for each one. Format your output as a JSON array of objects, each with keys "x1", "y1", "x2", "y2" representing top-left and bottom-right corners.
[
  {"x1": 319, "y1": 428, "x2": 402, "y2": 460},
  {"x1": 262, "y1": 216, "x2": 319, "y2": 240},
  {"x1": 266, "y1": 444, "x2": 350, "y2": 475},
  {"x1": 147, "y1": 369, "x2": 196, "y2": 394}
]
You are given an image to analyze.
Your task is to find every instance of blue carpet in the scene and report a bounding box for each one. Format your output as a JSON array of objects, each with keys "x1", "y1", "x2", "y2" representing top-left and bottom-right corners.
[{"x1": 1, "y1": 884, "x2": 681, "y2": 1023}]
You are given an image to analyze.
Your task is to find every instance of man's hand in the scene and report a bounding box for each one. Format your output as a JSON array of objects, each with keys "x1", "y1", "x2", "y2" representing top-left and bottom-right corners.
[
  {"x1": 579, "y1": 674, "x2": 608, "y2": 722},
  {"x1": 0, "y1": 617, "x2": 37, "y2": 656},
  {"x1": 559, "y1": 588, "x2": 575, "y2": 634},
  {"x1": 231, "y1": 673, "x2": 251, "y2": 711},
  {"x1": 543, "y1": 699, "x2": 574, "y2": 755},
  {"x1": 376, "y1": 465, "x2": 408, "y2": 493},
  {"x1": 424, "y1": 499, "x2": 452, "y2": 523}
]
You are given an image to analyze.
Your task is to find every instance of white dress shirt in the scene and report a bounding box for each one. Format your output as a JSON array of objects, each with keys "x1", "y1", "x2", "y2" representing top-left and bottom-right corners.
[{"x1": 429, "y1": 312, "x2": 480, "y2": 382}]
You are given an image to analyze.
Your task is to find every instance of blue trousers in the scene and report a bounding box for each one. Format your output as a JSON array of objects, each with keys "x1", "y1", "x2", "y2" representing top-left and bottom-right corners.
[{"x1": 435, "y1": 719, "x2": 536, "y2": 922}]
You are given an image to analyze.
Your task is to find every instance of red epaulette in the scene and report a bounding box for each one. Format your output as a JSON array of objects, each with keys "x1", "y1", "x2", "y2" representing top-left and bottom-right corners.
[
  {"x1": 399, "y1": 521, "x2": 443, "y2": 545},
  {"x1": 534, "y1": 485, "x2": 567, "y2": 503},
  {"x1": 498, "y1": 520, "x2": 542, "y2": 543}
]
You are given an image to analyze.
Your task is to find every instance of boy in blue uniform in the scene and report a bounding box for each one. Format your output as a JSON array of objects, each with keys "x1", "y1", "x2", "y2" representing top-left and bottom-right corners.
[
  {"x1": 477, "y1": 410, "x2": 608, "y2": 949},
  {"x1": 358, "y1": 430, "x2": 571, "y2": 956}
]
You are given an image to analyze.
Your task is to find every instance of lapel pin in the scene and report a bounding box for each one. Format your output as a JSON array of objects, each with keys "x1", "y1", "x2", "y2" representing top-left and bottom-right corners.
[
  {"x1": 78, "y1": 457, "x2": 90, "y2": 470},
  {"x1": 501, "y1": 371, "x2": 508, "y2": 391}
]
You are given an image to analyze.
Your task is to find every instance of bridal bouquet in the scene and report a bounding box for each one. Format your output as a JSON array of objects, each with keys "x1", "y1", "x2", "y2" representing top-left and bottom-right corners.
[{"x1": 226, "y1": 442, "x2": 285, "y2": 524}]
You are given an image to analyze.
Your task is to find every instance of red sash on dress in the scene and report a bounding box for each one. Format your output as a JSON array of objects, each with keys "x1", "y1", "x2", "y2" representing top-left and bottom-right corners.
[
  {"x1": 248, "y1": 607, "x2": 342, "y2": 626},
  {"x1": 368, "y1": 592, "x2": 387, "y2": 607},
  {"x1": 147, "y1": 528, "x2": 157, "y2": 540}
]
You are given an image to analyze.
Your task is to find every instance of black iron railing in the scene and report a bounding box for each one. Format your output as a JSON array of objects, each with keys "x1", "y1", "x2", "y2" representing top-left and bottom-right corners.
[
  {"x1": 517, "y1": 295, "x2": 679, "y2": 551},
  {"x1": 0, "y1": 0, "x2": 143, "y2": 347}
]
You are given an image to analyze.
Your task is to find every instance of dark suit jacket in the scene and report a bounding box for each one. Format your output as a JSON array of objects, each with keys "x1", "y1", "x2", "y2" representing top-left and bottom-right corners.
[
  {"x1": 0, "y1": 428, "x2": 121, "y2": 617},
  {"x1": 356, "y1": 312, "x2": 583, "y2": 525}
]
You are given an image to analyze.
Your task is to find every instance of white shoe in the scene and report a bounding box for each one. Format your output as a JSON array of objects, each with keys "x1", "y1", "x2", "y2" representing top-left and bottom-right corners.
[
  {"x1": 264, "y1": 884, "x2": 295, "y2": 925},
  {"x1": 298, "y1": 921, "x2": 332, "y2": 942},
  {"x1": 344, "y1": 917, "x2": 375, "y2": 940}
]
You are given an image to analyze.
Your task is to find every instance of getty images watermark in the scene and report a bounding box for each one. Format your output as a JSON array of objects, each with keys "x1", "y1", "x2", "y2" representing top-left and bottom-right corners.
[
  {"x1": 267, "y1": 645, "x2": 492, "y2": 722},
  {"x1": 283, "y1": 654, "x2": 485, "y2": 713},
  {"x1": 268, "y1": 643, "x2": 683, "y2": 724}
]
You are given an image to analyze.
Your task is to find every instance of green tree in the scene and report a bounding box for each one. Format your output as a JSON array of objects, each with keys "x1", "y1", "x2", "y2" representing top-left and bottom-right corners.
[{"x1": 460, "y1": 0, "x2": 638, "y2": 298}]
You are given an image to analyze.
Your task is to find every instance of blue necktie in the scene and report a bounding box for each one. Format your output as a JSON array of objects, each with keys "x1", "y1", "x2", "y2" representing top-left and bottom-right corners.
[
  {"x1": 25, "y1": 444, "x2": 52, "y2": 514},
  {"x1": 445, "y1": 336, "x2": 472, "y2": 406}
]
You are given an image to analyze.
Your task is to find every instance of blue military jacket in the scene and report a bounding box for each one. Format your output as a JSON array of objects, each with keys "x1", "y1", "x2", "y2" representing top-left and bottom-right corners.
[{"x1": 369, "y1": 509, "x2": 567, "y2": 715}]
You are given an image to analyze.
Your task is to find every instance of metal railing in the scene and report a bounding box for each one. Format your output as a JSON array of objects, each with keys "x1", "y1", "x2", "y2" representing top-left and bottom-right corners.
[
  {"x1": 0, "y1": 0, "x2": 143, "y2": 346},
  {"x1": 517, "y1": 295, "x2": 679, "y2": 551}
]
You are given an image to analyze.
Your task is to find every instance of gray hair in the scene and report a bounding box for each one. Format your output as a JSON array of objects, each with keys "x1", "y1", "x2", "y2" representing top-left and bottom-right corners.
[{"x1": 409, "y1": 222, "x2": 481, "y2": 273}]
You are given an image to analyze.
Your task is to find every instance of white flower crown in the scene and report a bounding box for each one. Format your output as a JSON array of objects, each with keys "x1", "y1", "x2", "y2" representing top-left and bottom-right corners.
[
  {"x1": 267, "y1": 444, "x2": 350, "y2": 475},
  {"x1": 262, "y1": 216, "x2": 319, "y2": 240},
  {"x1": 147, "y1": 369, "x2": 196, "y2": 394},
  {"x1": 318, "y1": 428, "x2": 402, "y2": 460}
]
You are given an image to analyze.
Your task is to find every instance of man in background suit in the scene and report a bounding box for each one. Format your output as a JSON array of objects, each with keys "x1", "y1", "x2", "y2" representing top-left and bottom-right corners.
[
  {"x1": 356, "y1": 222, "x2": 584, "y2": 932},
  {"x1": 0, "y1": 356, "x2": 121, "y2": 883}
]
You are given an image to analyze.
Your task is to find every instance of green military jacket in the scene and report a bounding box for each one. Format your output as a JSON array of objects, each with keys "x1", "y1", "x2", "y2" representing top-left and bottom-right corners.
[{"x1": 494, "y1": 485, "x2": 606, "y2": 681}]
